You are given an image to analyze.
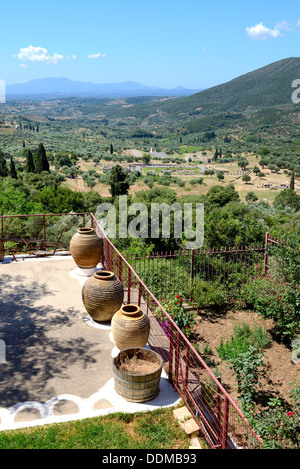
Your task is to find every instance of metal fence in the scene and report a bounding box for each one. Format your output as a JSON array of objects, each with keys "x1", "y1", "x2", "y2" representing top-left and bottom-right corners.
[
  {"x1": 91, "y1": 213, "x2": 263, "y2": 449},
  {"x1": 0, "y1": 212, "x2": 90, "y2": 254},
  {"x1": 123, "y1": 245, "x2": 266, "y2": 303}
]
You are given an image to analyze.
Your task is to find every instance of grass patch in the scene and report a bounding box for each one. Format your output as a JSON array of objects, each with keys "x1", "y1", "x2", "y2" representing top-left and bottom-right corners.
[{"x1": 0, "y1": 407, "x2": 190, "y2": 449}]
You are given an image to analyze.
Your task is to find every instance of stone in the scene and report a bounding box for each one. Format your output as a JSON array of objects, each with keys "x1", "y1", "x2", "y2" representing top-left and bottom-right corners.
[
  {"x1": 189, "y1": 437, "x2": 202, "y2": 449},
  {"x1": 173, "y1": 406, "x2": 192, "y2": 422},
  {"x1": 179, "y1": 417, "x2": 200, "y2": 435}
]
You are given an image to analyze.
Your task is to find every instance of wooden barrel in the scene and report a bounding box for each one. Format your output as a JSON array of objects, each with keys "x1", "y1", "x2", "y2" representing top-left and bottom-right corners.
[{"x1": 113, "y1": 348, "x2": 163, "y2": 403}]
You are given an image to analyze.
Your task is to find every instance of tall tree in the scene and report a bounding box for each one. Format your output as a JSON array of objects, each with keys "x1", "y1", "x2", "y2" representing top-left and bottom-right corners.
[
  {"x1": 109, "y1": 165, "x2": 129, "y2": 198},
  {"x1": 35, "y1": 143, "x2": 50, "y2": 173},
  {"x1": 290, "y1": 171, "x2": 295, "y2": 191},
  {"x1": 109, "y1": 143, "x2": 114, "y2": 155},
  {"x1": 0, "y1": 148, "x2": 8, "y2": 177},
  {"x1": 9, "y1": 157, "x2": 18, "y2": 179},
  {"x1": 25, "y1": 149, "x2": 35, "y2": 173}
]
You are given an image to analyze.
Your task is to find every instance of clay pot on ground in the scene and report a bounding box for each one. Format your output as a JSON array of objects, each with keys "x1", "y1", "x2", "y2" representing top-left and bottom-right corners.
[
  {"x1": 82, "y1": 270, "x2": 124, "y2": 322},
  {"x1": 111, "y1": 304, "x2": 150, "y2": 350},
  {"x1": 70, "y1": 227, "x2": 103, "y2": 269}
]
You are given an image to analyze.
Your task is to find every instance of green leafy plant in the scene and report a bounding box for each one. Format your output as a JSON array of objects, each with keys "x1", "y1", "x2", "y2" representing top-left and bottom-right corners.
[
  {"x1": 228, "y1": 346, "x2": 266, "y2": 411},
  {"x1": 217, "y1": 322, "x2": 270, "y2": 362},
  {"x1": 248, "y1": 380, "x2": 300, "y2": 449},
  {"x1": 217, "y1": 323, "x2": 270, "y2": 411},
  {"x1": 189, "y1": 279, "x2": 225, "y2": 308},
  {"x1": 160, "y1": 295, "x2": 195, "y2": 338},
  {"x1": 240, "y1": 276, "x2": 300, "y2": 343}
]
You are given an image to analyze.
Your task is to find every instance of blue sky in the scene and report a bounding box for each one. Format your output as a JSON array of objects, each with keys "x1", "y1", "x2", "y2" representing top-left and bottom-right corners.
[{"x1": 1, "y1": 0, "x2": 300, "y2": 89}]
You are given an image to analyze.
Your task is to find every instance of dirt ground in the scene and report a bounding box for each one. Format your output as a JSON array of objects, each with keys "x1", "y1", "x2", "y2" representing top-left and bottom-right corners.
[
  {"x1": 119, "y1": 357, "x2": 159, "y2": 375},
  {"x1": 190, "y1": 308, "x2": 299, "y2": 409}
]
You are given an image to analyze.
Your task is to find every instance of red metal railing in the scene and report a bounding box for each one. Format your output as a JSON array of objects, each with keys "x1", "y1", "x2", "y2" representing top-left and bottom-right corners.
[
  {"x1": 90, "y1": 213, "x2": 263, "y2": 449},
  {"x1": 0, "y1": 212, "x2": 90, "y2": 252}
]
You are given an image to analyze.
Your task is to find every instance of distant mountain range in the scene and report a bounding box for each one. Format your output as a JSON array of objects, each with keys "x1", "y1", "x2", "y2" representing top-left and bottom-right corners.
[{"x1": 6, "y1": 78, "x2": 202, "y2": 99}]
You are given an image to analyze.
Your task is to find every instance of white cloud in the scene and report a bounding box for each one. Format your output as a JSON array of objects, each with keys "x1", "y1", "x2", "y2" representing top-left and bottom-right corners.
[
  {"x1": 13, "y1": 45, "x2": 64, "y2": 64},
  {"x1": 246, "y1": 22, "x2": 282, "y2": 40},
  {"x1": 297, "y1": 19, "x2": 300, "y2": 27},
  {"x1": 275, "y1": 21, "x2": 293, "y2": 31},
  {"x1": 20, "y1": 63, "x2": 28, "y2": 68},
  {"x1": 87, "y1": 52, "x2": 107, "y2": 59}
]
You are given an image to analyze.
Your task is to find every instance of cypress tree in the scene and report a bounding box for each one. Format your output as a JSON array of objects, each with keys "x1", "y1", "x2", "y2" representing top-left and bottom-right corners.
[
  {"x1": 0, "y1": 148, "x2": 8, "y2": 177},
  {"x1": 25, "y1": 149, "x2": 35, "y2": 173},
  {"x1": 9, "y1": 157, "x2": 18, "y2": 179},
  {"x1": 109, "y1": 165, "x2": 129, "y2": 198},
  {"x1": 290, "y1": 171, "x2": 295, "y2": 191},
  {"x1": 35, "y1": 143, "x2": 50, "y2": 173}
]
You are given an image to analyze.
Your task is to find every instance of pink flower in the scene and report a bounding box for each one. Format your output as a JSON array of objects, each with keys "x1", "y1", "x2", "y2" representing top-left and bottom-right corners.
[{"x1": 287, "y1": 411, "x2": 294, "y2": 417}]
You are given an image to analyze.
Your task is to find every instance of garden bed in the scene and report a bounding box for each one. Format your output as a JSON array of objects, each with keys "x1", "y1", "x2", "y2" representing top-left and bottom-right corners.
[{"x1": 190, "y1": 307, "x2": 299, "y2": 409}]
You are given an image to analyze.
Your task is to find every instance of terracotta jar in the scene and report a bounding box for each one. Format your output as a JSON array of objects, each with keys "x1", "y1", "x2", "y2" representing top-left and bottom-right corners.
[
  {"x1": 82, "y1": 271, "x2": 124, "y2": 322},
  {"x1": 70, "y1": 227, "x2": 103, "y2": 269},
  {"x1": 111, "y1": 304, "x2": 150, "y2": 350}
]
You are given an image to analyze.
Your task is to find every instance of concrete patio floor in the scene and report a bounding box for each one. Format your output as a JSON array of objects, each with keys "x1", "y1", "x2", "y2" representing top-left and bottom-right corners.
[{"x1": 0, "y1": 254, "x2": 180, "y2": 431}]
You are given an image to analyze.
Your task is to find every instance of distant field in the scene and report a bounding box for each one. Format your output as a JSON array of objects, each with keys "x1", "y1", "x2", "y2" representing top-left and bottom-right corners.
[
  {"x1": 62, "y1": 152, "x2": 299, "y2": 204},
  {"x1": 0, "y1": 127, "x2": 13, "y2": 136}
]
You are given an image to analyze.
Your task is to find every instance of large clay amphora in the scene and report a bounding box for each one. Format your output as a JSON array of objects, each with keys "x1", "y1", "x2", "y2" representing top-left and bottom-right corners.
[
  {"x1": 111, "y1": 304, "x2": 150, "y2": 350},
  {"x1": 82, "y1": 270, "x2": 124, "y2": 322},
  {"x1": 70, "y1": 227, "x2": 103, "y2": 269}
]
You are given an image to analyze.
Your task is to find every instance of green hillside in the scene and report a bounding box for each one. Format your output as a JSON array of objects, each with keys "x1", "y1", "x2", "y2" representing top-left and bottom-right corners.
[{"x1": 159, "y1": 57, "x2": 300, "y2": 118}]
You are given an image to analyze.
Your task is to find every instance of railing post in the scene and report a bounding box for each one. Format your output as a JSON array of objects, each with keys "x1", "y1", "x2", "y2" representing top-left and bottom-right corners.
[
  {"x1": 168, "y1": 322, "x2": 174, "y2": 384},
  {"x1": 190, "y1": 248, "x2": 195, "y2": 280},
  {"x1": 190, "y1": 249, "x2": 195, "y2": 300},
  {"x1": 264, "y1": 232, "x2": 269, "y2": 275},
  {"x1": 118, "y1": 253, "x2": 123, "y2": 285},
  {"x1": 138, "y1": 282, "x2": 142, "y2": 307},
  {"x1": 175, "y1": 334, "x2": 180, "y2": 388},
  {"x1": 216, "y1": 378, "x2": 222, "y2": 447},
  {"x1": 127, "y1": 269, "x2": 131, "y2": 304},
  {"x1": 184, "y1": 344, "x2": 190, "y2": 390},
  {"x1": 221, "y1": 396, "x2": 230, "y2": 449},
  {"x1": 43, "y1": 215, "x2": 47, "y2": 249}
]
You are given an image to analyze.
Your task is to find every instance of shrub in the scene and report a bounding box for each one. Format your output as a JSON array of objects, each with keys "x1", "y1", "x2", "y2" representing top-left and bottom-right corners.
[
  {"x1": 248, "y1": 380, "x2": 300, "y2": 449},
  {"x1": 159, "y1": 295, "x2": 195, "y2": 338},
  {"x1": 189, "y1": 279, "x2": 225, "y2": 308},
  {"x1": 228, "y1": 346, "x2": 266, "y2": 411},
  {"x1": 217, "y1": 322, "x2": 270, "y2": 362},
  {"x1": 240, "y1": 277, "x2": 300, "y2": 344}
]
